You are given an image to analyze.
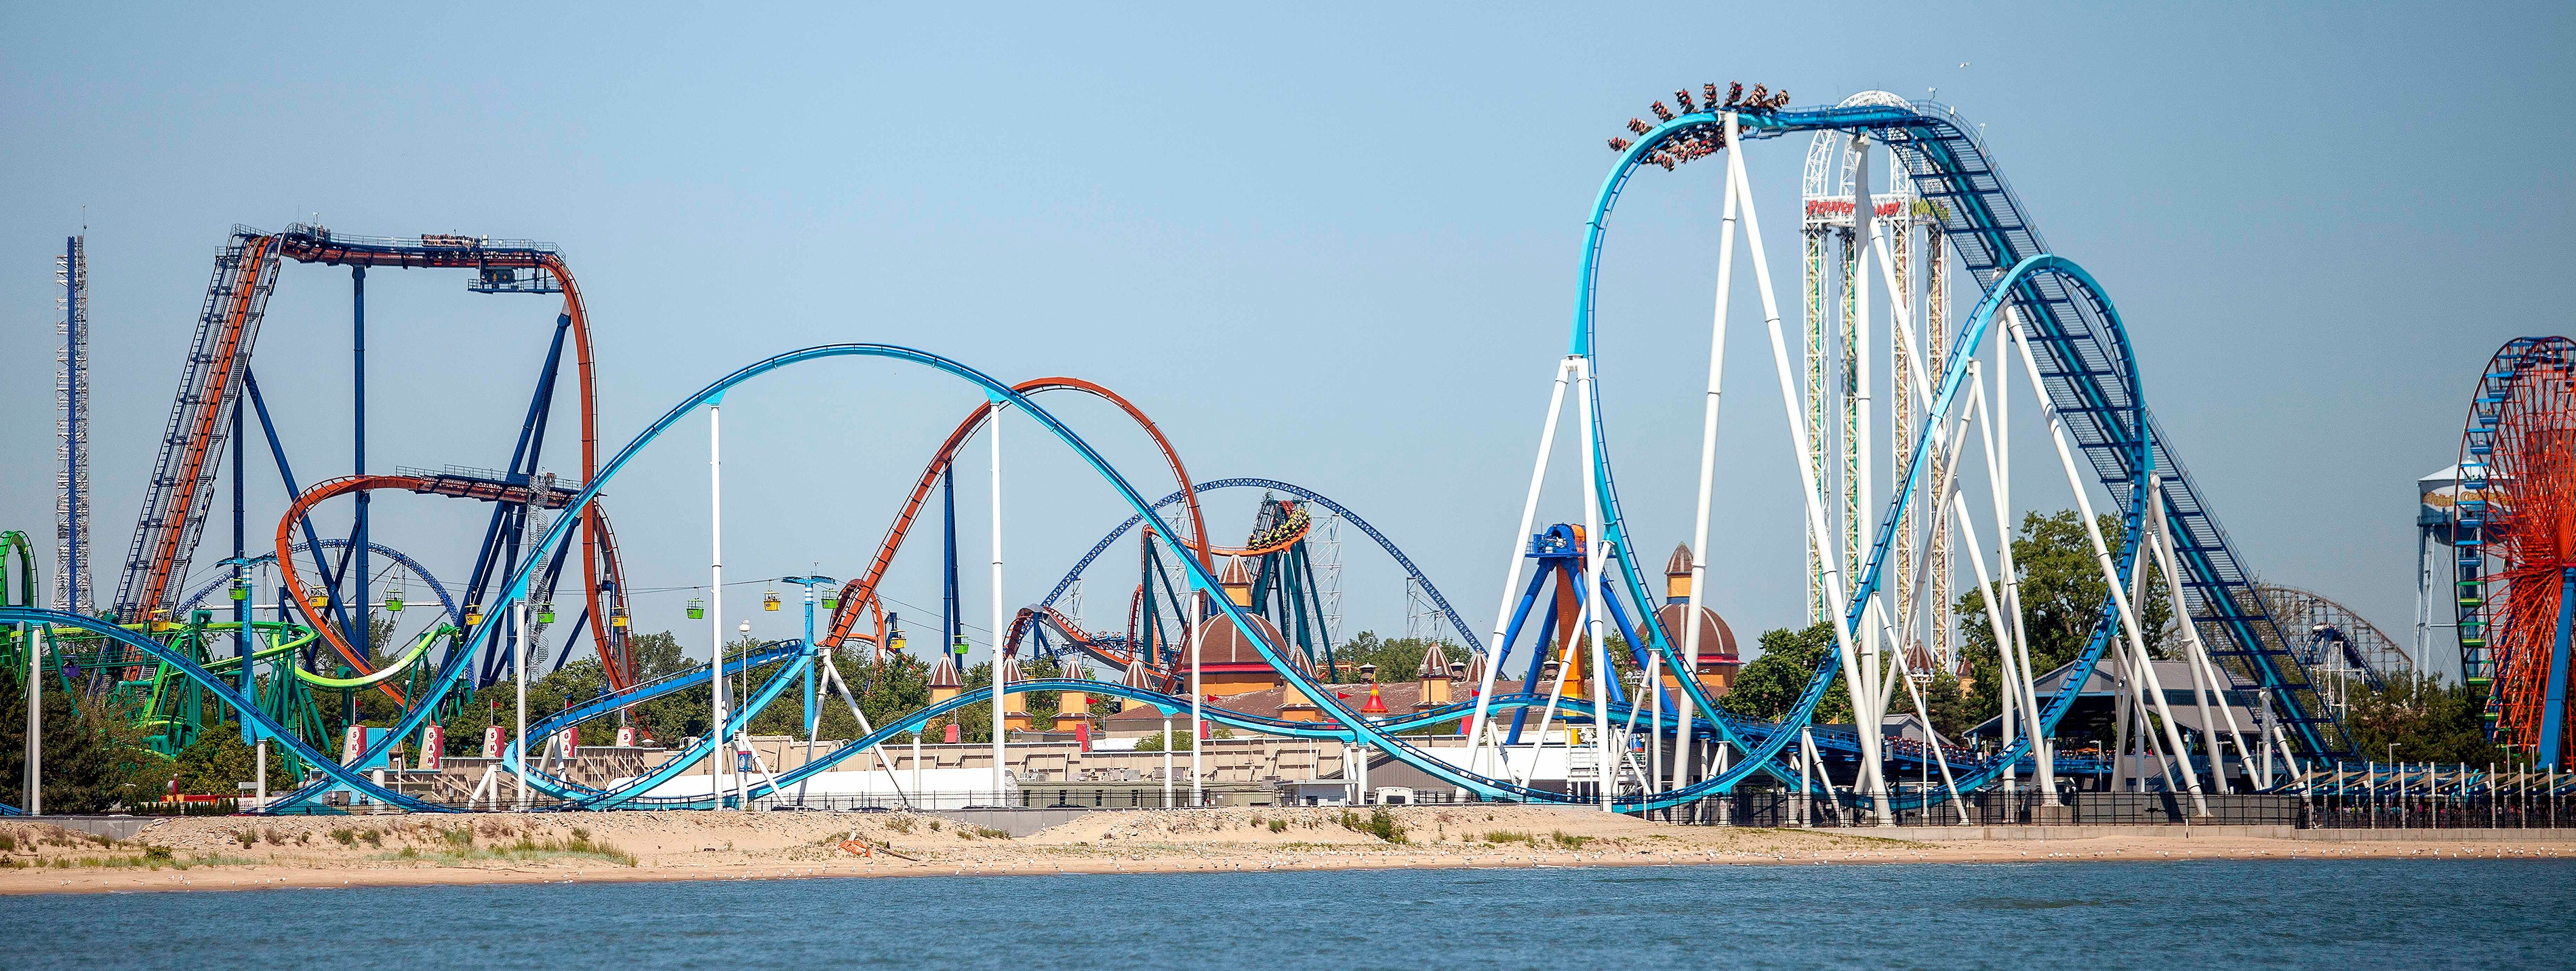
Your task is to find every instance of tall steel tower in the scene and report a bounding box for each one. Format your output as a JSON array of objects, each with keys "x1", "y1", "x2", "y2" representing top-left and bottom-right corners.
[
  {"x1": 55, "y1": 235, "x2": 95, "y2": 616},
  {"x1": 1799, "y1": 94, "x2": 1958, "y2": 669}
]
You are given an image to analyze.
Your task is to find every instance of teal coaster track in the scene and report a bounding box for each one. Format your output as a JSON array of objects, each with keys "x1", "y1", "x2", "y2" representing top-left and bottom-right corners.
[
  {"x1": 1, "y1": 94, "x2": 2349, "y2": 815},
  {"x1": 1570, "y1": 98, "x2": 2350, "y2": 801}
]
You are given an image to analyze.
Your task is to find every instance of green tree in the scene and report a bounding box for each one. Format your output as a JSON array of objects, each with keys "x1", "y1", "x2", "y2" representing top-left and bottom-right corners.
[
  {"x1": 1324, "y1": 630, "x2": 1454, "y2": 684},
  {"x1": 2343, "y1": 673, "x2": 2503, "y2": 766},
  {"x1": 1954, "y1": 509, "x2": 2171, "y2": 734},
  {"x1": 1719, "y1": 623, "x2": 1853, "y2": 725},
  {"x1": 169, "y1": 722, "x2": 286, "y2": 795},
  {"x1": 0, "y1": 689, "x2": 169, "y2": 812}
]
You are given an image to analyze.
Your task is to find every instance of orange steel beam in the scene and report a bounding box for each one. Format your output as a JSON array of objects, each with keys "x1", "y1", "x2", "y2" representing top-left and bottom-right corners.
[
  {"x1": 136, "y1": 236, "x2": 277, "y2": 614},
  {"x1": 822, "y1": 378, "x2": 1207, "y2": 652},
  {"x1": 274, "y1": 475, "x2": 428, "y2": 704},
  {"x1": 136, "y1": 236, "x2": 624, "y2": 694}
]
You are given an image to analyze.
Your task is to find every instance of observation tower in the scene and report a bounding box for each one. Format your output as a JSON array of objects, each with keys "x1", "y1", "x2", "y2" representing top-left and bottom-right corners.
[{"x1": 1800, "y1": 91, "x2": 1957, "y2": 673}]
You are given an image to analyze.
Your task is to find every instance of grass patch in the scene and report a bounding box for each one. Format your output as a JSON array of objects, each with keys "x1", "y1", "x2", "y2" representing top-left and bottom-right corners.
[
  {"x1": 1269, "y1": 819, "x2": 1289, "y2": 833},
  {"x1": 886, "y1": 817, "x2": 915, "y2": 834},
  {"x1": 378, "y1": 834, "x2": 635, "y2": 867},
  {"x1": 970, "y1": 827, "x2": 1011, "y2": 839},
  {"x1": 1482, "y1": 831, "x2": 1532, "y2": 844},
  {"x1": 1548, "y1": 831, "x2": 1593, "y2": 850}
]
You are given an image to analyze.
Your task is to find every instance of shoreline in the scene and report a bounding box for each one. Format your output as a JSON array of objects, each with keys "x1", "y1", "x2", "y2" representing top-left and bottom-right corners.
[{"x1": 4, "y1": 807, "x2": 2567, "y2": 896}]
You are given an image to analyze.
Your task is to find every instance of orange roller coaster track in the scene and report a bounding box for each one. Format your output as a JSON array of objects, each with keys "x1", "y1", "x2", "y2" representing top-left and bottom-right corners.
[
  {"x1": 821, "y1": 378, "x2": 1207, "y2": 654},
  {"x1": 113, "y1": 224, "x2": 626, "y2": 689},
  {"x1": 272, "y1": 473, "x2": 642, "y2": 702}
]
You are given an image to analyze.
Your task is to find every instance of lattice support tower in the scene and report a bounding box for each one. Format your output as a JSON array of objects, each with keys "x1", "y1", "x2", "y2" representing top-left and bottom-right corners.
[{"x1": 55, "y1": 235, "x2": 96, "y2": 615}]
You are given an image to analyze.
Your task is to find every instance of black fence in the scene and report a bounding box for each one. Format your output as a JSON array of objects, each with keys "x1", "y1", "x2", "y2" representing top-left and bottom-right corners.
[
  {"x1": 1639, "y1": 791, "x2": 2301, "y2": 827},
  {"x1": 2306, "y1": 792, "x2": 2575, "y2": 830}
]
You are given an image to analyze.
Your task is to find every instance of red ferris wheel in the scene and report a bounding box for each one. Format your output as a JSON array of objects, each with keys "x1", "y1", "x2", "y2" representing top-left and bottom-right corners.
[{"x1": 2455, "y1": 336, "x2": 2576, "y2": 768}]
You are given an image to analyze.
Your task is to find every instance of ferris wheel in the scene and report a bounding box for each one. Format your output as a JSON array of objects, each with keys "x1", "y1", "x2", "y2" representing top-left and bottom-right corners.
[{"x1": 2451, "y1": 336, "x2": 2576, "y2": 768}]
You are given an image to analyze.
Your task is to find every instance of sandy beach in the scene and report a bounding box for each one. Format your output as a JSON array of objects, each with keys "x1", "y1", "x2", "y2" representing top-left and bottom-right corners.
[{"x1": 1, "y1": 807, "x2": 2565, "y2": 895}]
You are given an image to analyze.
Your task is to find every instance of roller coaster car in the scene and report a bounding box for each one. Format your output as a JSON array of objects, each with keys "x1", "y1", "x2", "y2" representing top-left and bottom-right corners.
[
  {"x1": 1674, "y1": 89, "x2": 1695, "y2": 113},
  {"x1": 1626, "y1": 117, "x2": 1651, "y2": 135},
  {"x1": 1746, "y1": 85, "x2": 1769, "y2": 108},
  {"x1": 1649, "y1": 101, "x2": 1674, "y2": 122},
  {"x1": 1724, "y1": 81, "x2": 1744, "y2": 108},
  {"x1": 1607, "y1": 137, "x2": 1632, "y2": 151},
  {"x1": 1704, "y1": 83, "x2": 1723, "y2": 108}
]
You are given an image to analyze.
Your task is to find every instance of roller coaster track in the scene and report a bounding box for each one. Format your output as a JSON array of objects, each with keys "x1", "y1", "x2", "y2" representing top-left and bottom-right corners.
[
  {"x1": 243, "y1": 343, "x2": 1659, "y2": 812},
  {"x1": 177, "y1": 540, "x2": 460, "y2": 628},
  {"x1": 32, "y1": 97, "x2": 2350, "y2": 814},
  {"x1": 1581, "y1": 100, "x2": 2348, "y2": 773},
  {"x1": 820, "y1": 377, "x2": 1207, "y2": 652},
  {"x1": 108, "y1": 224, "x2": 628, "y2": 692},
  {"x1": 1032, "y1": 478, "x2": 1487, "y2": 667},
  {"x1": 267, "y1": 473, "x2": 635, "y2": 697}
]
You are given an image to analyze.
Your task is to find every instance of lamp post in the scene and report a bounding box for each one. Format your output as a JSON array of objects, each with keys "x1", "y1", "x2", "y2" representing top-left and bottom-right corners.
[{"x1": 783, "y1": 573, "x2": 837, "y2": 806}]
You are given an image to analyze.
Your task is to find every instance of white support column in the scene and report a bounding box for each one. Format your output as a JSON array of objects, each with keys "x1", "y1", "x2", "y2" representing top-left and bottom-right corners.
[
  {"x1": 1729, "y1": 130, "x2": 1891, "y2": 823},
  {"x1": 1992, "y1": 311, "x2": 2055, "y2": 802},
  {"x1": 1573, "y1": 355, "x2": 1613, "y2": 811},
  {"x1": 24, "y1": 624, "x2": 41, "y2": 815},
  {"x1": 1188, "y1": 590, "x2": 1203, "y2": 807},
  {"x1": 514, "y1": 598, "x2": 529, "y2": 810},
  {"x1": 1466, "y1": 359, "x2": 1575, "y2": 780},
  {"x1": 2009, "y1": 319, "x2": 2207, "y2": 816},
  {"x1": 1851, "y1": 134, "x2": 1878, "y2": 727},
  {"x1": 708, "y1": 399, "x2": 728, "y2": 809},
  {"x1": 989, "y1": 401, "x2": 1008, "y2": 798},
  {"x1": 1677, "y1": 110, "x2": 1744, "y2": 799}
]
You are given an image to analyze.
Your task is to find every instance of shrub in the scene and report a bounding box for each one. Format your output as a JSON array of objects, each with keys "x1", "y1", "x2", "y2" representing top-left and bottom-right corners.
[
  {"x1": 1269, "y1": 819, "x2": 1289, "y2": 833},
  {"x1": 1548, "y1": 831, "x2": 1592, "y2": 850},
  {"x1": 1337, "y1": 808, "x2": 1405, "y2": 844}
]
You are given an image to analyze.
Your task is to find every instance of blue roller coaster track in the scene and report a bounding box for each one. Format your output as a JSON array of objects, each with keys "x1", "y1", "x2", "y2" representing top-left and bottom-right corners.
[
  {"x1": 1576, "y1": 100, "x2": 2349, "y2": 782},
  {"x1": 2, "y1": 95, "x2": 2351, "y2": 817}
]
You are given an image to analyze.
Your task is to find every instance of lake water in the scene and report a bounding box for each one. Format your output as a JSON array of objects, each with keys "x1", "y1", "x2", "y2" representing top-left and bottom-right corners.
[{"x1": 5, "y1": 860, "x2": 2569, "y2": 968}]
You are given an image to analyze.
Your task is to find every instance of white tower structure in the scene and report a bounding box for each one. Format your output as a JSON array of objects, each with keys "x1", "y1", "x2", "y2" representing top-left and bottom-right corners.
[
  {"x1": 1800, "y1": 94, "x2": 1956, "y2": 670},
  {"x1": 55, "y1": 235, "x2": 96, "y2": 616}
]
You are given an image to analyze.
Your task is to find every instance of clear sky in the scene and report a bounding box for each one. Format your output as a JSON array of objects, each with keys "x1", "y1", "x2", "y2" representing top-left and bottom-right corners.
[{"x1": 4, "y1": 3, "x2": 2569, "y2": 677}]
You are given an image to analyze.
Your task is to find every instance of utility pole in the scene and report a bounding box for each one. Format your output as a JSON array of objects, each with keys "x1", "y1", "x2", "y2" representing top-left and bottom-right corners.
[{"x1": 708, "y1": 397, "x2": 729, "y2": 808}]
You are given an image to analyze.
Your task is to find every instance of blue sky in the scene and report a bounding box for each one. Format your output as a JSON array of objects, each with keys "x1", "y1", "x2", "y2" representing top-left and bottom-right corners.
[{"x1": 3, "y1": 3, "x2": 2569, "y2": 677}]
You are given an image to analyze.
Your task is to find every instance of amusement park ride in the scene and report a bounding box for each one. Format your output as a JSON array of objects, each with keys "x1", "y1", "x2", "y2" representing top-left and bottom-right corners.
[{"x1": 5, "y1": 82, "x2": 2569, "y2": 820}]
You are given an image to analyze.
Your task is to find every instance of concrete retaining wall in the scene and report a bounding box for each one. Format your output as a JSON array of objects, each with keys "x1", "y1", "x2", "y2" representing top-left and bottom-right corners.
[
  {"x1": 924, "y1": 807, "x2": 1093, "y2": 837},
  {"x1": 1880, "y1": 825, "x2": 2576, "y2": 842},
  {"x1": 13, "y1": 816, "x2": 165, "y2": 841}
]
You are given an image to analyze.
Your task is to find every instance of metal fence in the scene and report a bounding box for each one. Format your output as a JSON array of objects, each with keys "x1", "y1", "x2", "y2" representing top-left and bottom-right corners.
[
  {"x1": 2306, "y1": 793, "x2": 2575, "y2": 830},
  {"x1": 1638, "y1": 791, "x2": 2303, "y2": 828}
]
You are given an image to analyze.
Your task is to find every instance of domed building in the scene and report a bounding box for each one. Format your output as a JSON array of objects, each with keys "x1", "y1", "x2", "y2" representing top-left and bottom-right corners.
[
  {"x1": 1657, "y1": 542, "x2": 1742, "y2": 696},
  {"x1": 1186, "y1": 557, "x2": 1306, "y2": 698}
]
